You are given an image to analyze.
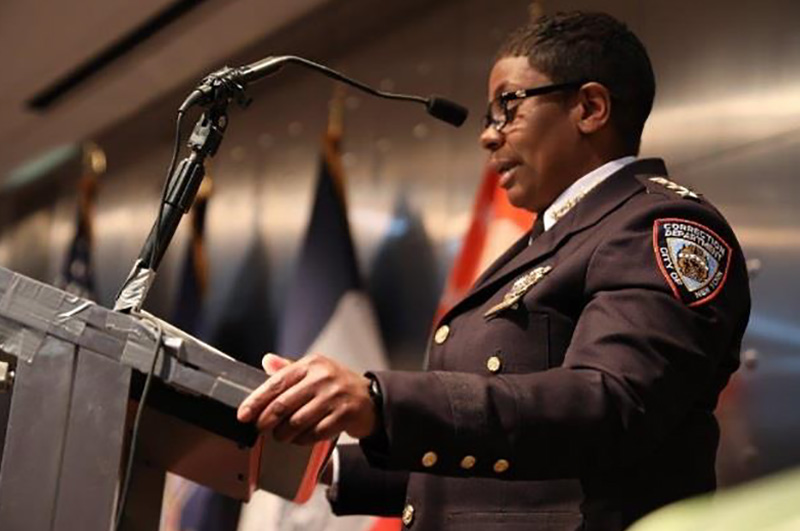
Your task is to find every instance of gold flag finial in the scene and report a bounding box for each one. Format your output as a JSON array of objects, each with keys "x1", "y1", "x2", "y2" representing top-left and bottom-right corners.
[
  {"x1": 528, "y1": 1, "x2": 544, "y2": 20},
  {"x1": 82, "y1": 141, "x2": 107, "y2": 176},
  {"x1": 77, "y1": 141, "x2": 105, "y2": 243}
]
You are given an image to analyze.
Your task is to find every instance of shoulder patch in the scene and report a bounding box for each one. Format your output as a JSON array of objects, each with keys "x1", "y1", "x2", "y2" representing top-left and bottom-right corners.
[
  {"x1": 653, "y1": 218, "x2": 732, "y2": 306},
  {"x1": 646, "y1": 176, "x2": 700, "y2": 199}
]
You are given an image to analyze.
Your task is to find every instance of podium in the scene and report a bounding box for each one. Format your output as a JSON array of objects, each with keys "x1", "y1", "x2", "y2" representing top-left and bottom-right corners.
[{"x1": 0, "y1": 266, "x2": 332, "y2": 531}]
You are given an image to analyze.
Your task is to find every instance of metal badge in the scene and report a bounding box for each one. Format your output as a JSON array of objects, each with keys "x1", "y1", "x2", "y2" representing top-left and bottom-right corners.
[{"x1": 484, "y1": 265, "x2": 552, "y2": 318}]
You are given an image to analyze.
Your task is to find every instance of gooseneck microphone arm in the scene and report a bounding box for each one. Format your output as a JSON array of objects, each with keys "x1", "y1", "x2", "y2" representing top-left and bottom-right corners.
[
  {"x1": 180, "y1": 55, "x2": 468, "y2": 127},
  {"x1": 113, "y1": 55, "x2": 468, "y2": 313}
]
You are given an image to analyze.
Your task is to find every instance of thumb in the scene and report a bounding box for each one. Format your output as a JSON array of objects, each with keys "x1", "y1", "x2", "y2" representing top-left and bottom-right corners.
[{"x1": 262, "y1": 353, "x2": 291, "y2": 375}]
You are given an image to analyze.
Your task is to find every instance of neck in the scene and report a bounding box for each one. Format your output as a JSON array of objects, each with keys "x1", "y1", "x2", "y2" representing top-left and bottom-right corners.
[
  {"x1": 542, "y1": 148, "x2": 629, "y2": 214},
  {"x1": 572, "y1": 140, "x2": 632, "y2": 183}
]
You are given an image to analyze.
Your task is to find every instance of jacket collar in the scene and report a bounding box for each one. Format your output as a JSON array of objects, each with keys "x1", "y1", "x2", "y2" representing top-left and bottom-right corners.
[
  {"x1": 438, "y1": 158, "x2": 668, "y2": 324},
  {"x1": 543, "y1": 155, "x2": 637, "y2": 231}
]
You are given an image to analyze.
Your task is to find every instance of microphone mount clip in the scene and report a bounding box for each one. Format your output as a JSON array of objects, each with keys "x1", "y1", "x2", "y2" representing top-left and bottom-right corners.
[{"x1": 183, "y1": 66, "x2": 253, "y2": 111}]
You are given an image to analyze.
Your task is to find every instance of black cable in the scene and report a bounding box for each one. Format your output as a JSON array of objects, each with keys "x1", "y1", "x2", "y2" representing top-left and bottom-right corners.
[
  {"x1": 151, "y1": 109, "x2": 187, "y2": 267},
  {"x1": 111, "y1": 109, "x2": 186, "y2": 308},
  {"x1": 112, "y1": 106, "x2": 190, "y2": 530},
  {"x1": 113, "y1": 313, "x2": 164, "y2": 531}
]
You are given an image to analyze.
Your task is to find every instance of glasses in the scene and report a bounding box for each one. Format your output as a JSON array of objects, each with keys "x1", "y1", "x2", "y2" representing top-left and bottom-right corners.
[{"x1": 483, "y1": 81, "x2": 588, "y2": 131}]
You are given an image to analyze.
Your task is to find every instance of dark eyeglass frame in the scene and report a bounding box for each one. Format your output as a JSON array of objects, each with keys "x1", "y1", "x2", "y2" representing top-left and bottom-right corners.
[{"x1": 483, "y1": 80, "x2": 589, "y2": 131}]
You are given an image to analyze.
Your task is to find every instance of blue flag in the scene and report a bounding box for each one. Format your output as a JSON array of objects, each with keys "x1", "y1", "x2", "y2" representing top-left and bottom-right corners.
[
  {"x1": 162, "y1": 185, "x2": 243, "y2": 531},
  {"x1": 238, "y1": 97, "x2": 390, "y2": 531}
]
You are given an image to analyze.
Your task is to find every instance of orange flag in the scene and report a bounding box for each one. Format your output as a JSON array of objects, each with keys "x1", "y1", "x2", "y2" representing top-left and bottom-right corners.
[{"x1": 436, "y1": 167, "x2": 534, "y2": 321}]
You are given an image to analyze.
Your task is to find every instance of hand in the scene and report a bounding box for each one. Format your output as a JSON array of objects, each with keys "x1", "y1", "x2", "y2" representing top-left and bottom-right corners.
[{"x1": 237, "y1": 353, "x2": 377, "y2": 445}]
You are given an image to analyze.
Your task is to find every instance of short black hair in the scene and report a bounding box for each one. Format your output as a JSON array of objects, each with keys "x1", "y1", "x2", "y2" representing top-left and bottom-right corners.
[{"x1": 498, "y1": 11, "x2": 655, "y2": 154}]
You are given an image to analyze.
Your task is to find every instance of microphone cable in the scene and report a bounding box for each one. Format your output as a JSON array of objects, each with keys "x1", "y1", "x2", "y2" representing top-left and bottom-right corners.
[{"x1": 113, "y1": 310, "x2": 165, "y2": 531}]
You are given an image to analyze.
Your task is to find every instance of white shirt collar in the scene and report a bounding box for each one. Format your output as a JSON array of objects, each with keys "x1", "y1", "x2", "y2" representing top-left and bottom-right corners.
[{"x1": 542, "y1": 156, "x2": 637, "y2": 231}]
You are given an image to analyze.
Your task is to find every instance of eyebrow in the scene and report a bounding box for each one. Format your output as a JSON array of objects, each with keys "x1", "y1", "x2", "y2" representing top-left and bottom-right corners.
[
  {"x1": 495, "y1": 77, "x2": 534, "y2": 98},
  {"x1": 491, "y1": 82, "x2": 516, "y2": 99}
]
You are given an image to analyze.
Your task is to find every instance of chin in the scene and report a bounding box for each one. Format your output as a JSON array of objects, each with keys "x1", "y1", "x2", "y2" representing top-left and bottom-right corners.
[{"x1": 505, "y1": 189, "x2": 535, "y2": 212}]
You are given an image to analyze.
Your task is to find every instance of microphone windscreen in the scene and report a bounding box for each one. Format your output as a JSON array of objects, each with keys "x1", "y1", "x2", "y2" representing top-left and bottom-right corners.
[{"x1": 426, "y1": 96, "x2": 468, "y2": 127}]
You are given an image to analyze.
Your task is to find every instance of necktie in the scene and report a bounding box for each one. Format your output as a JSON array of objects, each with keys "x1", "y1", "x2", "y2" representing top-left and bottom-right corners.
[{"x1": 528, "y1": 215, "x2": 545, "y2": 246}]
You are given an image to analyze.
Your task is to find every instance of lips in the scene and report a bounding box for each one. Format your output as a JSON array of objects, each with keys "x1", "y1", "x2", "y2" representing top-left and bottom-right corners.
[{"x1": 491, "y1": 159, "x2": 521, "y2": 188}]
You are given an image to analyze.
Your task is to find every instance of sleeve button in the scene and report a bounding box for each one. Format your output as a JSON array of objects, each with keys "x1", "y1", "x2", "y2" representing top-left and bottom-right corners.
[
  {"x1": 493, "y1": 459, "x2": 510, "y2": 474},
  {"x1": 460, "y1": 455, "x2": 476, "y2": 470},
  {"x1": 421, "y1": 451, "x2": 438, "y2": 468}
]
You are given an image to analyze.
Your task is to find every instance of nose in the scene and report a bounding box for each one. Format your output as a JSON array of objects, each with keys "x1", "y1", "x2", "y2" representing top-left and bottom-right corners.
[{"x1": 480, "y1": 124, "x2": 503, "y2": 152}]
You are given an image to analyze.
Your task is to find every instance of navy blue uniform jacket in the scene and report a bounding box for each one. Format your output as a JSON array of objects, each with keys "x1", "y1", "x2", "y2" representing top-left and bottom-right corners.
[{"x1": 328, "y1": 159, "x2": 751, "y2": 530}]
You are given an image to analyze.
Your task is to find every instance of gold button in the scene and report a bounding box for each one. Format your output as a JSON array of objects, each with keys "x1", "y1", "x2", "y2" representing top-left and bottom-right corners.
[
  {"x1": 486, "y1": 355, "x2": 502, "y2": 373},
  {"x1": 434, "y1": 325, "x2": 450, "y2": 344},
  {"x1": 421, "y1": 451, "x2": 438, "y2": 468},
  {"x1": 493, "y1": 459, "x2": 510, "y2": 474},
  {"x1": 460, "y1": 455, "x2": 476, "y2": 470},
  {"x1": 402, "y1": 503, "x2": 415, "y2": 526}
]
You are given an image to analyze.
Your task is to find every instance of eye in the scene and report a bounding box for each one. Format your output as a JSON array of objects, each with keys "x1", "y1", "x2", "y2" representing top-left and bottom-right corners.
[{"x1": 504, "y1": 101, "x2": 523, "y2": 122}]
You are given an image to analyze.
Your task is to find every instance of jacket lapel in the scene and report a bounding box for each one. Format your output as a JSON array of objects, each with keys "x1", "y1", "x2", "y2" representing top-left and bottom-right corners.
[
  {"x1": 437, "y1": 159, "x2": 667, "y2": 324},
  {"x1": 471, "y1": 230, "x2": 532, "y2": 288}
]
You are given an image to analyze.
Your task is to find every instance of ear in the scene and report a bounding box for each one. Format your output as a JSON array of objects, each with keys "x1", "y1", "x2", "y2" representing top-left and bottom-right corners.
[{"x1": 574, "y1": 82, "x2": 612, "y2": 135}]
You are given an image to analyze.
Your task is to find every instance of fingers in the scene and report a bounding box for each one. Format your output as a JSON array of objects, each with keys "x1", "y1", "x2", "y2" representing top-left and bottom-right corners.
[
  {"x1": 293, "y1": 412, "x2": 346, "y2": 445},
  {"x1": 262, "y1": 353, "x2": 290, "y2": 375},
  {"x1": 236, "y1": 353, "x2": 367, "y2": 446},
  {"x1": 272, "y1": 394, "x2": 334, "y2": 442},
  {"x1": 237, "y1": 363, "x2": 308, "y2": 422},
  {"x1": 254, "y1": 376, "x2": 320, "y2": 432}
]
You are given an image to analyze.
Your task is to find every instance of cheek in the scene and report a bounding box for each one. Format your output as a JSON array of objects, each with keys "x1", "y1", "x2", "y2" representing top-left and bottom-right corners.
[
  {"x1": 505, "y1": 124, "x2": 542, "y2": 165},
  {"x1": 521, "y1": 118, "x2": 572, "y2": 169},
  {"x1": 508, "y1": 111, "x2": 556, "y2": 158}
]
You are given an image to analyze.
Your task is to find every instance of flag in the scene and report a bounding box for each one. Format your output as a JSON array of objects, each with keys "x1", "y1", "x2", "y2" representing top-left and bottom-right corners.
[
  {"x1": 55, "y1": 142, "x2": 105, "y2": 299},
  {"x1": 435, "y1": 167, "x2": 533, "y2": 321},
  {"x1": 206, "y1": 228, "x2": 274, "y2": 369},
  {"x1": 160, "y1": 176, "x2": 244, "y2": 531},
  {"x1": 170, "y1": 176, "x2": 210, "y2": 335},
  {"x1": 237, "y1": 87, "x2": 394, "y2": 531},
  {"x1": 369, "y1": 194, "x2": 440, "y2": 370}
]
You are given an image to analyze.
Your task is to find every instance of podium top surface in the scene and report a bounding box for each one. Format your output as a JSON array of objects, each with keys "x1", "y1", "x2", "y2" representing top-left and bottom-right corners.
[{"x1": 0, "y1": 266, "x2": 265, "y2": 410}]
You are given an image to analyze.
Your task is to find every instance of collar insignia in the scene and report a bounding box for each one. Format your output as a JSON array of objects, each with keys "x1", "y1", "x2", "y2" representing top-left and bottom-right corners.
[
  {"x1": 484, "y1": 265, "x2": 552, "y2": 318},
  {"x1": 550, "y1": 194, "x2": 585, "y2": 222},
  {"x1": 549, "y1": 179, "x2": 605, "y2": 225}
]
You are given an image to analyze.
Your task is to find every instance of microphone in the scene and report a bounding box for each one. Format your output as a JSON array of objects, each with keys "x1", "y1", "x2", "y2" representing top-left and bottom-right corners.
[
  {"x1": 180, "y1": 55, "x2": 468, "y2": 127},
  {"x1": 427, "y1": 97, "x2": 469, "y2": 128}
]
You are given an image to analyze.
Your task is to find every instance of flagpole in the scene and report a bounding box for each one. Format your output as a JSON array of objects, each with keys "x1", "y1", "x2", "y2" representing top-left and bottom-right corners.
[
  {"x1": 77, "y1": 142, "x2": 104, "y2": 246},
  {"x1": 325, "y1": 84, "x2": 347, "y2": 207},
  {"x1": 55, "y1": 141, "x2": 106, "y2": 299}
]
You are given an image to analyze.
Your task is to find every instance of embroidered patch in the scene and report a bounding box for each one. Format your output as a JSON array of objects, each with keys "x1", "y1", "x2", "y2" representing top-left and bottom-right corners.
[
  {"x1": 484, "y1": 265, "x2": 552, "y2": 318},
  {"x1": 653, "y1": 219, "x2": 732, "y2": 306}
]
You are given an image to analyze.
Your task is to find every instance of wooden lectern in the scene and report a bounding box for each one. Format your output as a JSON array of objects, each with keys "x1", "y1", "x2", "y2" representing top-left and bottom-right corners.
[{"x1": 0, "y1": 266, "x2": 332, "y2": 531}]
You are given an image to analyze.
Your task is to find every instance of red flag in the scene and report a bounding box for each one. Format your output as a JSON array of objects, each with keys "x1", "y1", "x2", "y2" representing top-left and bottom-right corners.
[{"x1": 436, "y1": 167, "x2": 534, "y2": 321}]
